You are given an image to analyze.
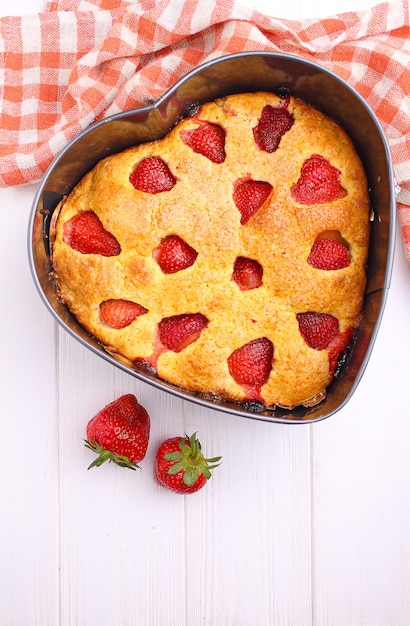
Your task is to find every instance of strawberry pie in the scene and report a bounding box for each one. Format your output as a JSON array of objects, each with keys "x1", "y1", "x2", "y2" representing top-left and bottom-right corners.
[{"x1": 51, "y1": 92, "x2": 370, "y2": 409}]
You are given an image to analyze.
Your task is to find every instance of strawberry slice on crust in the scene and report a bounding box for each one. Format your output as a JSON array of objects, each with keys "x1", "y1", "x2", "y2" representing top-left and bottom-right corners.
[
  {"x1": 307, "y1": 237, "x2": 350, "y2": 270},
  {"x1": 232, "y1": 256, "x2": 263, "y2": 290},
  {"x1": 180, "y1": 121, "x2": 226, "y2": 164},
  {"x1": 158, "y1": 313, "x2": 209, "y2": 352},
  {"x1": 253, "y1": 103, "x2": 294, "y2": 153},
  {"x1": 227, "y1": 337, "x2": 274, "y2": 387},
  {"x1": 291, "y1": 154, "x2": 347, "y2": 204},
  {"x1": 328, "y1": 326, "x2": 354, "y2": 377},
  {"x1": 153, "y1": 235, "x2": 198, "y2": 274},
  {"x1": 63, "y1": 210, "x2": 121, "y2": 256},
  {"x1": 233, "y1": 179, "x2": 273, "y2": 225},
  {"x1": 297, "y1": 312, "x2": 355, "y2": 377},
  {"x1": 297, "y1": 312, "x2": 339, "y2": 351},
  {"x1": 129, "y1": 156, "x2": 176, "y2": 193},
  {"x1": 99, "y1": 299, "x2": 148, "y2": 329}
]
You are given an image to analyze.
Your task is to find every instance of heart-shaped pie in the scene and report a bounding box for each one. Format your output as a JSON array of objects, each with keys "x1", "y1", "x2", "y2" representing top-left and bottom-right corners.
[{"x1": 51, "y1": 92, "x2": 370, "y2": 409}]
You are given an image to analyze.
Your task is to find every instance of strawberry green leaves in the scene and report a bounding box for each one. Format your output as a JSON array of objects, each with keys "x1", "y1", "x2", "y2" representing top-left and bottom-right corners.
[{"x1": 154, "y1": 433, "x2": 221, "y2": 494}]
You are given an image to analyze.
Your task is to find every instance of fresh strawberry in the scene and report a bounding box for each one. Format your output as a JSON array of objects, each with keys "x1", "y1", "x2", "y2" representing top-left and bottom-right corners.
[
  {"x1": 153, "y1": 235, "x2": 198, "y2": 274},
  {"x1": 129, "y1": 156, "x2": 176, "y2": 193},
  {"x1": 233, "y1": 179, "x2": 273, "y2": 225},
  {"x1": 227, "y1": 337, "x2": 274, "y2": 386},
  {"x1": 85, "y1": 394, "x2": 150, "y2": 470},
  {"x1": 154, "y1": 432, "x2": 221, "y2": 494},
  {"x1": 291, "y1": 154, "x2": 347, "y2": 204},
  {"x1": 307, "y1": 237, "x2": 350, "y2": 270},
  {"x1": 328, "y1": 326, "x2": 354, "y2": 376},
  {"x1": 296, "y1": 312, "x2": 339, "y2": 350},
  {"x1": 253, "y1": 103, "x2": 294, "y2": 152},
  {"x1": 99, "y1": 299, "x2": 148, "y2": 329},
  {"x1": 158, "y1": 313, "x2": 208, "y2": 352},
  {"x1": 232, "y1": 256, "x2": 263, "y2": 290},
  {"x1": 63, "y1": 210, "x2": 121, "y2": 256},
  {"x1": 180, "y1": 121, "x2": 226, "y2": 163}
]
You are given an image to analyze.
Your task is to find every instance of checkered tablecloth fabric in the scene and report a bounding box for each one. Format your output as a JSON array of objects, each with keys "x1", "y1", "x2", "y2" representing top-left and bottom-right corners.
[{"x1": 1, "y1": 0, "x2": 409, "y2": 258}]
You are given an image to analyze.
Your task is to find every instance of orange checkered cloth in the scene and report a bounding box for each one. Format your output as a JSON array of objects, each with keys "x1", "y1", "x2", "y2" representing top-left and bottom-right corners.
[{"x1": 1, "y1": 0, "x2": 409, "y2": 259}]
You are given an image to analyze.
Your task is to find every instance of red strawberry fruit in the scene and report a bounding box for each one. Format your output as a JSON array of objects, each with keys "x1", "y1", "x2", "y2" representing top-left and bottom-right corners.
[
  {"x1": 154, "y1": 433, "x2": 221, "y2": 494},
  {"x1": 153, "y1": 235, "x2": 198, "y2": 274},
  {"x1": 232, "y1": 256, "x2": 263, "y2": 290},
  {"x1": 291, "y1": 154, "x2": 347, "y2": 204},
  {"x1": 233, "y1": 179, "x2": 273, "y2": 225},
  {"x1": 296, "y1": 312, "x2": 339, "y2": 350},
  {"x1": 307, "y1": 237, "x2": 350, "y2": 270},
  {"x1": 129, "y1": 156, "x2": 176, "y2": 193},
  {"x1": 85, "y1": 394, "x2": 150, "y2": 470},
  {"x1": 343, "y1": 328, "x2": 369, "y2": 383},
  {"x1": 227, "y1": 337, "x2": 274, "y2": 387},
  {"x1": 253, "y1": 103, "x2": 294, "y2": 153},
  {"x1": 158, "y1": 313, "x2": 208, "y2": 352},
  {"x1": 63, "y1": 210, "x2": 121, "y2": 256},
  {"x1": 328, "y1": 326, "x2": 354, "y2": 376},
  {"x1": 180, "y1": 121, "x2": 226, "y2": 163},
  {"x1": 99, "y1": 299, "x2": 148, "y2": 329}
]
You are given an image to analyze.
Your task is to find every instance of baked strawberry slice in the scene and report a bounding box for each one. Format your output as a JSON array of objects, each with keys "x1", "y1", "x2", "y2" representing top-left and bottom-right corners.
[
  {"x1": 232, "y1": 256, "x2": 263, "y2": 290},
  {"x1": 233, "y1": 179, "x2": 273, "y2": 225},
  {"x1": 253, "y1": 104, "x2": 294, "y2": 152},
  {"x1": 307, "y1": 237, "x2": 350, "y2": 270},
  {"x1": 153, "y1": 235, "x2": 198, "y2": 274},
  {"x1": 180, "y1": 121, "x2": 226, "y2": 163},
  {"x1": 227, "y1": 337, "x2": 274, "y2": 387},
  {"x1": 328, "y1": 326, "x2": 354, "y2": 376},
  {"x1": 291, "y1": 154, "x2": 347, "y2": 204},
  {"x1": 154, "y1": 432, "x2": 221, "y2": 494},
  {"x1": 99, "y1": 299, "x2": 148, "y2": 329},
  {"x1": 63, "y1": 210, "x2": 121, "y2": 256},
  {"x1": 158, "y1": 313, "x2": 209, "y2": 352},
  {"x1": 296, "y1": 311, "x2": 339, "y2": 350},
  {"x1": 343, "y1": 328, "x2": 369, "y2": 383},
  {"x1": 129, "y1": 156, "x2": 176, "y2": 193},
  {"x1": 85, "y1": 394, "x2": 150, "y2": 470}
]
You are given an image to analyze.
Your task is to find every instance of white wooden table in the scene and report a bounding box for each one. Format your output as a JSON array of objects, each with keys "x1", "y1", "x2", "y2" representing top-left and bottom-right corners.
[{"x1": 2, "y1": 0, "x2": 410, "y2": 624}]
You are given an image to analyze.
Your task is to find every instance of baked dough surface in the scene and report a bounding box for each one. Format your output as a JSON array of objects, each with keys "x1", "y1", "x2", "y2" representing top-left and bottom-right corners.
[{"x1": 52, "y1": 92, "x2": 370, "y2": 408}]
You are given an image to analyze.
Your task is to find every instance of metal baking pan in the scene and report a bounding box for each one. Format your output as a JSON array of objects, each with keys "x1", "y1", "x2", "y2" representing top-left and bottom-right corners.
[{"x1": 28, "y1": 52, "x2": 396, "y2": 423}]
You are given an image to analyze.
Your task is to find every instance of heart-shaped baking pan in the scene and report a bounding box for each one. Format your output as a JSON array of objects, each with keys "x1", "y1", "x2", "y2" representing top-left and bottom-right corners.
[{"x1": 28, "y1": 52, "x2": 396, "y2": 424}]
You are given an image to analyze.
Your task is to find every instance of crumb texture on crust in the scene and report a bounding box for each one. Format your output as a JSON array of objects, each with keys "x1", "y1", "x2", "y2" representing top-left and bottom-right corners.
[{"x1": 52, "y1": 92, "x2": 370, "y2": 409}]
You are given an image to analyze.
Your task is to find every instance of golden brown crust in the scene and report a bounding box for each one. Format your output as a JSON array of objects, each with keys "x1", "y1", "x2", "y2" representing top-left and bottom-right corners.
[{"x1": 52, "y1": 92, "x2": 370, "y2": 408}]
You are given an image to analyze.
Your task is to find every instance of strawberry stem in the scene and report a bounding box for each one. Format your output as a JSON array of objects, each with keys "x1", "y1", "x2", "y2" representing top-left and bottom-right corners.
[
  {"x1": 84, "y1": 439, "x2": 140, "y2": 471},
  {"x1": 163, "y1": 433, "x2": 221, "y2": 487}
]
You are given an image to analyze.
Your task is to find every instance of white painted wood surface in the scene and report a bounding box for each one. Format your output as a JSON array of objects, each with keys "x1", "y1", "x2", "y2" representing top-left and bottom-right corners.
[{"x1": 1, "y1": 0, "x2": 409, "y2": 625}]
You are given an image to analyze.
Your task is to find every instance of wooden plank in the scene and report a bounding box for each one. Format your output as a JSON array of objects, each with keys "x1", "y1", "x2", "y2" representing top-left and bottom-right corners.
[
  {"x1": 0, "y1": 186, "x2": 59, "y2": 626},
  {"x1": 311, "y1": 232, "x2": 410, "y2": 626},
  {"x1": 184, "y1": 409, "x2": 313, "y2": 625},
  {"x1": 57, "y1": 333, "x2": 188, "y2": 625}
]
